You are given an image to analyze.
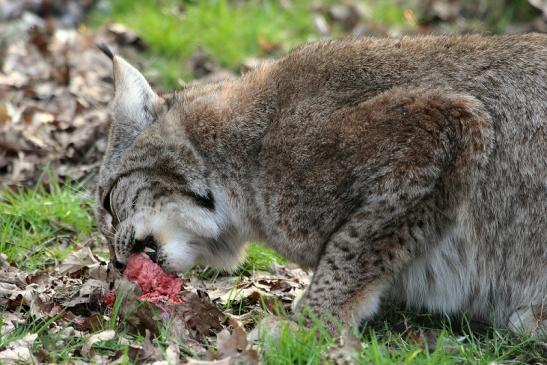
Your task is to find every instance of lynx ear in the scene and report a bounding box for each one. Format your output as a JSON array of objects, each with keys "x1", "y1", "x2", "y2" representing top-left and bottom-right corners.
[
  {"x1": 97, "y1": 45, "x2": 165, "y2": 183},
  {"x1": 111, "y1": 54, "x2": 163, "y2": 134}
]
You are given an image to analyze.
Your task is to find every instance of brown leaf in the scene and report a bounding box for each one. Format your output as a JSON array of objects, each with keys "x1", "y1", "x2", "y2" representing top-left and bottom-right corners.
[
  {"x1": 26, "y1": 271, "x2": 50, "y2": 285},
  {"x1": 184, "y1": 319, "x2": 259, "y2": 365},
  {"x1": 176, "y1": 290, "x2": 224, "y2": 338},
  {"x1": 0, "y1": 265, "x2": 29, "y2": 287},
  {"x1": 77, "y1": 313, "x2": 110, "y2": 332},
  {"x1": 0, "y1": 23, "x2": 113, "y2": 186},
  {"x1": 0, "y1": 311, "x2": 26, "y2": 336},
  {"x1": 108, "y1": 23, "x2": 147, "y2": 50},
  {"x1": 406, "y1": 328, "x2": 439, "y2": 351},
  {"x1": 0, "y1": 103, "x2": 10, "y2": 125},
  {"x1": 0, "y1": 333, "x2": 38, "y2": 364},
  {"x1": 81, "y1": 329, "x2": 116, "y2": 358},
  {"x1": 79, "y1": 279, "x2": 109, "y2": 297},
  {"x1": 57, "y1": 247, "x2": 100, "y2": 275},
  {"x1": 201, "y1": 268, "x2": 309, "y2": 309},
  {"x1": 126, "y1": 329, "x2": 165, "y2": 364},
  {"x1": 115, "y1": 279, "x2": 161, "y2": 336},
  {"x1": 215, "y1": 319, "x2": 259, "y2": 365},
  {"x1": 168, "y1": 317, "x2": 209, "y2": 357},
  {"x1": 29, "y1": 295, "x2": 59, "y2": 319},
  {"x1": 256, "y1": 35, "x2": 281, "y2": 54}
]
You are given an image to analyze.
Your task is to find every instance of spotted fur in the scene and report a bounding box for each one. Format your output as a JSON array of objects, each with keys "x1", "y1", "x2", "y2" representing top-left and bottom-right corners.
[{"x1": 96, "y1": 34, "x2": 546, "y2": 335}]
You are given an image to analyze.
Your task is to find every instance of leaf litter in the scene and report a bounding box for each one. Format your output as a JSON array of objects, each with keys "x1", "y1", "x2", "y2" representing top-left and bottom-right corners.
[
  {"x1": 0, "y1": 0, "x2": 150, "y2": 187},
  {"x1": 0, "y1": 22, "x2": 111, "y2": 186},
  {"x1": 1, "y1": 239, "x2": 311, "y2": 363}
]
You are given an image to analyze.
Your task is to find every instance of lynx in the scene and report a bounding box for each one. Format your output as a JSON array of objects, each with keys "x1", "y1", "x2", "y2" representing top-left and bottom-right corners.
[{"x1": 95, "y1": 34, "x2": 546, "y2": 335}]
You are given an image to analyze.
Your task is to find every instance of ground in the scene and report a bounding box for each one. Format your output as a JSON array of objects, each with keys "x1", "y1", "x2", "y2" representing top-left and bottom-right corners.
[{"x1": 0, "y1": 0, "x2": 546, "y2": 364}]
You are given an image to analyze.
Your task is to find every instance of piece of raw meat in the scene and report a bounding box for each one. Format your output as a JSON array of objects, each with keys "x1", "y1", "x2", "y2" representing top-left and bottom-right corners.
[{"x1": 123, "y1": 253, "x2": 184, "y2": 303}]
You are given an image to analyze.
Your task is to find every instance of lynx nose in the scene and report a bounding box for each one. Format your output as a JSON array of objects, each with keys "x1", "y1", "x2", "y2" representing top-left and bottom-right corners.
[
  {"x1": 132, "y1": 234, "x2": 159, "y2": 262},
  {"x1": 114, "y1": 260, "x2": 126, "y2": 271}
]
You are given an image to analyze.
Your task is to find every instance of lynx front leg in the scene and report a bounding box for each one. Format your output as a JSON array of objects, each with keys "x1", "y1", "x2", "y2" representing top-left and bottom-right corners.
[
  {"x1": 294, "y1": 205, "x2": 428, "y2": 331},
  {"x1": 293, "y1": 88, "x2": 494, "y2": 332}
]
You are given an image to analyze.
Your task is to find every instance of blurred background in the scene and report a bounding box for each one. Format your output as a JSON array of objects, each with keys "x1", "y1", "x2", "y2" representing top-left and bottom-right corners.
[{"x1": 0, "y1": 0, "x2": 546, "y2": 187}]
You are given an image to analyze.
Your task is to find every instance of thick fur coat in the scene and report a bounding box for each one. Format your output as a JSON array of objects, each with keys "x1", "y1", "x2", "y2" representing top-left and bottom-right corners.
[{"x1": 96, "y1": 34, "x2": 547, "y2": 334}]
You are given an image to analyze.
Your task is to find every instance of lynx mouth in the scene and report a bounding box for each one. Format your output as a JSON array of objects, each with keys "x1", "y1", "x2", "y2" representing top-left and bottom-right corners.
[{"x1": 132, "y1": 235, "x2": 159, "y2": 263}]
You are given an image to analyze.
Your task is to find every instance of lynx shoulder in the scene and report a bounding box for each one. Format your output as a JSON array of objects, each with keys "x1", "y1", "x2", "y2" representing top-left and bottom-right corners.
[{"x1": 96, "y1": 34, "x2": 547, "y2": 335}]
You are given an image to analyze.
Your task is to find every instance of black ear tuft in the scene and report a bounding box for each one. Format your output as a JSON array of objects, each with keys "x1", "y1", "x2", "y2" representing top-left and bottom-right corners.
[{"x1": 97, "y1": 43, "x2": 114, "y2": 60}]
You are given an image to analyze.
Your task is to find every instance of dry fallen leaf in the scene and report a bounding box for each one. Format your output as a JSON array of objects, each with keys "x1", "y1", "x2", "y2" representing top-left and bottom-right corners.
[
  {"x1": 114, "y1": 278, "x2": 161, "y2": 337},
  {"x1": 0, "y1": 311, "x2": 26, "y2": 336},
  {"x1": 57, "y1": 247, "x2": 102, "y2": 275},
  {"x1": 0, "y1": 333, "x2": 38, "y2": 364},
  {"x1": 126, "y1": 329, "x2": 165, "y2": 363},
  {"x1": 81, "y1": 329, "x2": 116, "y2": 358},
  {"x1": 200, "y1": 267, "x2": 309, "y2": 311},
  {"x1": 185, "y1": 319, "x2": 259, "y2": 365},
  {"x1": 175, "y1": 291, "x2": 224, "y2": 338},
  {"x1": 216, "y1": 319, "x2": 259, "y2": 365}
]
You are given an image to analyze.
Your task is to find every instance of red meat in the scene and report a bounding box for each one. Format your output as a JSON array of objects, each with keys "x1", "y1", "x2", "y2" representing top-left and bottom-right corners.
[
  {"x1": 123, "y1": 253, "x2": 184, "y2": 304},
  {"x1": 101, "y1": 291, "x2": 117, "y2": 307}
]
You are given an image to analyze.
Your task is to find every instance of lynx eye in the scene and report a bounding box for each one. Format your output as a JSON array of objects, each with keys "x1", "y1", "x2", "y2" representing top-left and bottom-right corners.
[
  {"x1": 102, "y1": 185, "x2": 119, "y2": 225},
  {"x1": 103, "y1": 190, "x2": 112, "y2": 214}
]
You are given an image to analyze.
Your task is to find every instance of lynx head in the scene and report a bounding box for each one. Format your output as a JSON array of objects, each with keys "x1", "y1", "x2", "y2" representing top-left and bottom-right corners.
[{"x1": 95, "y1": 47, "x2": 246, "y2": 273}]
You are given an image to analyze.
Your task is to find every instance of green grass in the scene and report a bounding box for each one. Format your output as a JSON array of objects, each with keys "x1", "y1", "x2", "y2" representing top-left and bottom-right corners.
[
  {"x1": 239, "y1": 243, "x2": 286, "y2": 274},
  {"x1": 91, "y1": 0, "x2": 541, "y2": 89},
  {"x1": 259, "y1": 315, "x2": 334, "y2": 364},
  {"x1": 0, "y1": 283, "x2": 195, "y2": 363},
  {"x1": 91, "y1": 0, "x2": 414, "y2": 88},
  {"x1": 0, "y1": 312, "x2": 89, "y2": 363},
  {"x1": 0, "y1": 180, "x2": 283, "y2": 274},
  {"x1": 92, "y1": 0, "x2": 318, "y2": 87},
  {"x1": 0, "y1": 179, "x2": 94, "y2": 271},
  {"x1": 259, "y1": 311, "x2": 546, "y2": 364}
]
